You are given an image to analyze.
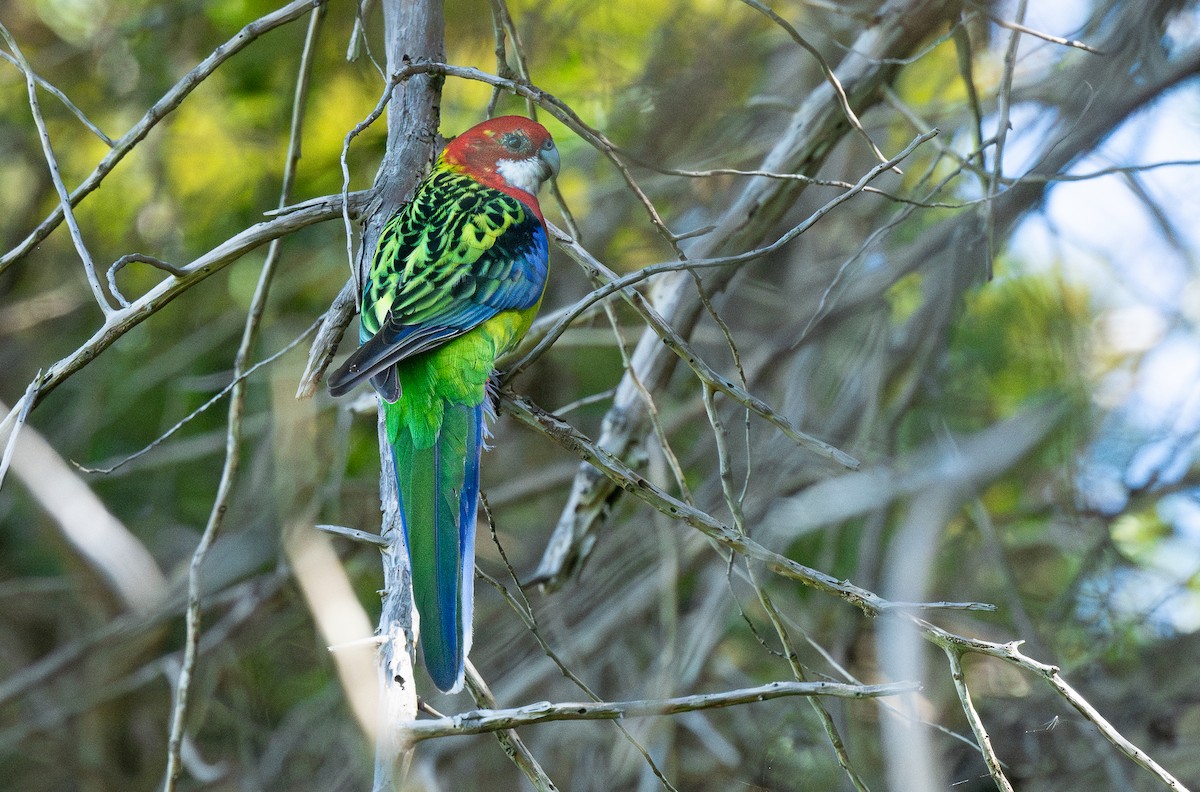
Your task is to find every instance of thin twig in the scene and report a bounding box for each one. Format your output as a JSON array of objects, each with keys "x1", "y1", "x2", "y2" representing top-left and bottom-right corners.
[
  {"x1": 738, "y1": 0, "x2": 893, "y2": 168},
  {"x1": 511, "y1": 130, "x2": 938, "y2": 382},
  {"x1": 315, "y1": 523, "x2": 389, "y2": 547},
  {"x1": 501, "y1": 389, "x2": 994, "y2": 616},
  {"x1": 488, "y1": 0, "x2": 581, "y2": 237},
  {"x1": 822, "y1": 10, "x2": 973, "y2": 67},
  {"x1": 797, "y1": 151, "x2": 968, "y2": 342},
  {"x1": 0, "y1": 50, "x2": 114, "y2": 145},
  {"x1": 463, "y1": 663, "x2": 560, "y2": 792},
  {"x1": 951, "y1": 11, "x2": 986, "y2": 166},
  {"x1": 704, "y1": 385, "x2": 871, "y2": 792},
  {"x1": 944, "y1": 647, "x2": 1015, "y2": 792},
  {"x1": 527, "y1": 229, "x2": 860, "y2": 469},
  {"x1": 784, "y1": 609, "x2": 987, "y2": 756},
  {"x1": 987, "y1": 12, "x2": 1104, "y2": 54},
  {"x1": 479, "y1": 506, "x2": 682, "y2": 792},
  {"x1": 0, "y1": 379, "x2": 39, "y2": 494},
  {"x1": 598, "y1": 290, "x2": 693, "y2": 502},
  {"x1": 161, "y1": 408, "x2": 246, "y2": 790},
  {"x1": 354, "y1": 60, "x2": 682, "y2": 251},
  {"x1": 635, "y1": 163, "x2": 978, "y2": 209},
  {"x1": 1, "y1": 0, "x2": 326, "y2": 273},
  {"x1": 1018, "y1": 159, "x2": 1200, "y2": 183},
  {"x1": 919, "y1": 623, "x2": 1191, "y2": 792},
  {"x1": 339, "y1": 97, "x2": 387, "y2": 286},
  {"x1": 107, "y1": 255, "x2": 188, "y2": 308},
  {"x1": 162, "y1": 7, "x2": 324, "y2": 788},
  {"x1": 984, "y1": 0, "x2": 1028, "y2": 278},
  {"x1": 0, "y1": 23, "x2": 113, "y2": 315},
  {"x1": 713, "y1": 420, "x2": 849, "y2": 792},
  {"x1": 18, "y1": 191, "x2": 362, "y2": 415},
  {"x1": 484, "y1": 0, "x2": 512, "y2": 116},
  {"x1": 402, "y1": 680, "x2": 921, "y2": 740},
  {"x1": 77, "y1": 320, "x2": 319, "y2": 474}
]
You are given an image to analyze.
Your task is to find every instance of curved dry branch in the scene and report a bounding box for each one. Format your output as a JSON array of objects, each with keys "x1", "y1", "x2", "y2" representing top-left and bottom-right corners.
[
  {"x1": 503, "y1": 385, "x2": 1191, "y2": 789},
  {"x1": 1, "y1": 191, "x2": 363, "y2": 435}
]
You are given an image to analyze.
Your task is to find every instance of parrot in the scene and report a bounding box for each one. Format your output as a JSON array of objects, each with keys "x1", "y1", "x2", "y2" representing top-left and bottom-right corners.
[{"x1": 327, "y1": 116, "x2": 559, "y2": 693}]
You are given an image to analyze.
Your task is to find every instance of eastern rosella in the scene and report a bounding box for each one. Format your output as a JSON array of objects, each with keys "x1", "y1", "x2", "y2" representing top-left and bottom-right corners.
[{"x1": 328, "y1": 116, "x2": 559, "y2": 692}]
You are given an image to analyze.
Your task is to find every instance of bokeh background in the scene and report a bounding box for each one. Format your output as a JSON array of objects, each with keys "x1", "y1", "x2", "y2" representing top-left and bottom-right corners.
[{"x1": 2, "y1": 0, "x2": 1200, "y2": 789}]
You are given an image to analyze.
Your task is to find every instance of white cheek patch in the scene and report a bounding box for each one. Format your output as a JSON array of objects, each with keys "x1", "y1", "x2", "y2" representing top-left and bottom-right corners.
[{"x1": 496, "y1": 157, "x2": 547, "y2": 195}]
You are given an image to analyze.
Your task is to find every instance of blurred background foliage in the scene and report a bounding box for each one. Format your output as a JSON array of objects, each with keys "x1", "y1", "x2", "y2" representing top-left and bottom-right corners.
[{"x1": 2, "y1": 0, "x2": 1200, "y2": 790}]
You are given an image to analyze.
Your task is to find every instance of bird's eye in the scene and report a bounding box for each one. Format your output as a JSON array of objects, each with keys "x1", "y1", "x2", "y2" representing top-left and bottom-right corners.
[{"x1": 501, "y1": 131, "x2": 528, "y2": 151}]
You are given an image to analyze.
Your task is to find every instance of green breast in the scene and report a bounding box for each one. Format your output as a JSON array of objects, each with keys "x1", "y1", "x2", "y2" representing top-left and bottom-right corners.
[{"x1": 385, "y1": 299, "x2": 542, "y2": 450}]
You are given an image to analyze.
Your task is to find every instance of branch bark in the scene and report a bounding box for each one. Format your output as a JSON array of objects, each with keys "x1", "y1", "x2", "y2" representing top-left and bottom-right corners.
[{"x1": 363, "y1": 2, "x2": 445, "y2": 790}]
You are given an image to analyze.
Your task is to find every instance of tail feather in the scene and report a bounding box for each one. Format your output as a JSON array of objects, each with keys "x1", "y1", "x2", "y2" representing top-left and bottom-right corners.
[{"x1": 390, "y1": 401, "x2": 483, "y2": 693}]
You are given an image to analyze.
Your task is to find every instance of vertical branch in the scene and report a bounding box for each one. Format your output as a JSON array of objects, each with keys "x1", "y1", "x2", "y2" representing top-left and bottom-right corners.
[
  {"x1": 367, "y1": 2, "x2": 445, "y2": 790},
  {"x1": 161, "y1": 6, "x2": 325, "y2": 790},
  {"x1": 989, "y1": 0, "x2": 1028, "y2": 194},
  {"x1": 161, "y1": 362, "x2": 245, "y2": 792},
  {"x1": 374, "y1": 425, "x2": 418, "y2": 792},
  {"x1": 484, "y1": 0, "x2": 513, "y2": 117}
]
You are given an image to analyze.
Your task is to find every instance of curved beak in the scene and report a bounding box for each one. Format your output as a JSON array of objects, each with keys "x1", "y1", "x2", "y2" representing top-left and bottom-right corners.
[{"x1": 539, "y1": 143, "x2": 561, "y2": 181}]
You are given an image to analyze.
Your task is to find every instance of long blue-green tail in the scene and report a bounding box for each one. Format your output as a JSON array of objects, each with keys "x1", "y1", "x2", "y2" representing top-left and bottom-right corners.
[{"x1": 390, "y1": 401, "x2": 483, "y2": 693}]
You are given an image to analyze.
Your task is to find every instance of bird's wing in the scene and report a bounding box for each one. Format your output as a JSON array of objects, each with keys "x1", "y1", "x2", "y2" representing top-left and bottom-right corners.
[{"x1": 327, "y1": 170, "x2": 548, "y2": 398}]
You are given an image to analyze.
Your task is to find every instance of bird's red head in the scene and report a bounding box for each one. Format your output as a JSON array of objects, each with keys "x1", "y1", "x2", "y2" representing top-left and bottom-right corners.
[{"x1": 441, "y1": 116, "x2": 560, "y2": 212}]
